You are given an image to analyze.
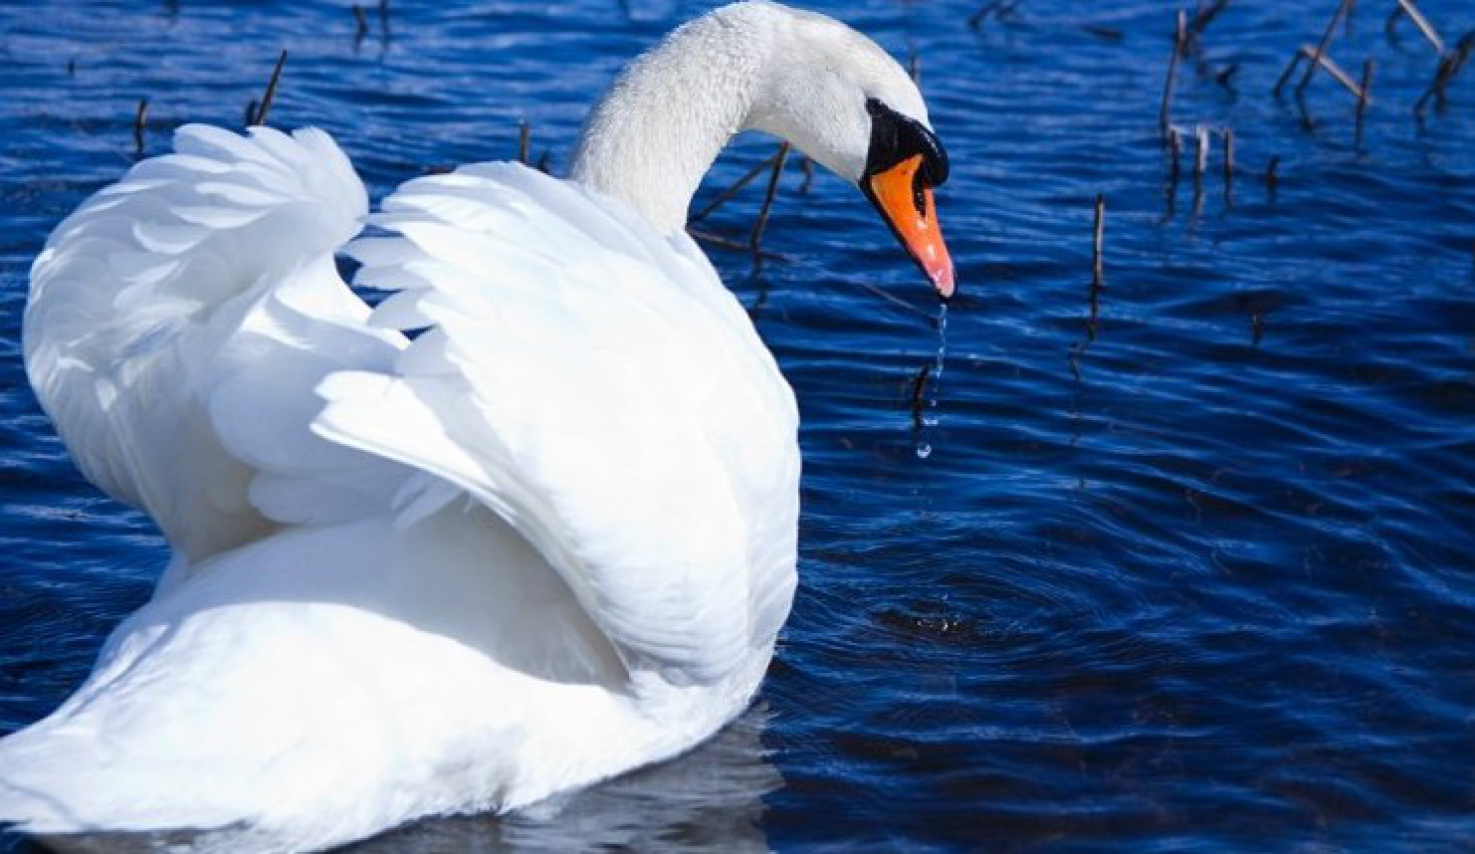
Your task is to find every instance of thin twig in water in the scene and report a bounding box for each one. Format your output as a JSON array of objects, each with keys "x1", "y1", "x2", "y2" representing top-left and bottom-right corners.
[
  {"x1": 518, "y1": 121, "x2": 530, "y2": 164},
  {"x1": 750, "y1": 142, "x2": 791, "y2": 251},
  {"x1": 687, "y1": 227, "x2": 788, "y2": 262},
  {"x1": 1392, "y1": 0, "x2": 1444, "y2": 55},
  {"x1": 1091, "y1": 194, "x2": 1105, "y2": 286},
  {"x1": 536, "y1": 150, "x2": 551, "y2": 174},
  {"x1": 1355, "y1": 59, "x2": 1374, "y2": 144},
  {"x1": 800, "y1": 157, "x2": 815, "y2": 193},
  {"x1": 1082, "y1": 25, "x2": 1124, "y2": 42},
  {"x1": 968, "y1": 0, "x2": 1023, "y2": 29},
  {"x1": 1186, "y1": 0, "x2": 1230, "y2": 54},
  {"x1": 691, "y1": 149, "x2": 785, "y2": 223},
  {"x1": 1297, "y1": 44, "x2": 1369, "y2": 101},
  {"x1": 1222, "y1": 127, "x2": 1235, "y2": 186},
  {"x1": 251, "y1": 50, "x2": 288, "y2": 126},
  {"x1": 1215, "y1": 62, "x2": 1240, "y2": 90},
  {"x1": 1194, "y1": 124, "x2": 1211, "y2": 176},
  {"x1": 1161, "y1": 10, "x2": 1187, "y2": 139},
  {"x1": 1167, "y1": 125, "x2": 1183, "y2": 187},
  {"x1": 1296, "y1": 0, "x2": 1353, "y2": 95},
  {"x1": 133, "y1": 98, "x2": 148, "y2": 156},
  {"x1": 1265, "y1": 155, "x2": 1281, "y2": 192},
  {"x1": 353, "y1": 5, "x2": 369, "y2": 43},
  {"x1": 1274, "y1": 51, "x2": 1304, "y2": 96},
  {"x1": 1415, "y1": 32, "x2": 1474, "y2": 116}
]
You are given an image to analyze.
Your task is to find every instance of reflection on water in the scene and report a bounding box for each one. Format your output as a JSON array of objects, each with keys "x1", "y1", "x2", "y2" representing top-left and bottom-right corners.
[
  {"x1": 345, "y1": 704, "x2": 779, "y2": 854},
  {"x1": 17, "y1": 707, "x2": 777, "y2": 854}
]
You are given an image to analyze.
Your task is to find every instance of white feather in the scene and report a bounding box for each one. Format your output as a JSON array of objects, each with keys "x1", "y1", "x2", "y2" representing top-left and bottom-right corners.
[{"x1": 0, "y1": 2, "x2": 939, "y2": 850}]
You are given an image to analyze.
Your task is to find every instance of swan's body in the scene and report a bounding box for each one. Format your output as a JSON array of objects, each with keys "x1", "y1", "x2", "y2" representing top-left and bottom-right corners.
[{"x1": 0, "y1": 3, "x2": 952, "y2": 852}]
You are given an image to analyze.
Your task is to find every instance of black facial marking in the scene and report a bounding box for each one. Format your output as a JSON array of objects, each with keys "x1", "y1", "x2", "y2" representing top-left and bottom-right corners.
[{"x1": 864, "y1": 98, "x2": 949, "y2": 189}]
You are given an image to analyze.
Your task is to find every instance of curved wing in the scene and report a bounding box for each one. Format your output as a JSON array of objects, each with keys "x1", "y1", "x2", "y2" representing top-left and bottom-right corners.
[
  {"x1": 25, "y1": 125, "x2": 406, "y2": 564},
  {"x1": 315, "y1": 164, "x2": 800, "y2": 686}
]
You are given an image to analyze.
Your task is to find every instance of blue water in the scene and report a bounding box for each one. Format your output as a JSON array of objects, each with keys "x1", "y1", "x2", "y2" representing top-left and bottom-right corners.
[{"x1": 2, "y1": 0, "x2": 1473, "y2": 850}]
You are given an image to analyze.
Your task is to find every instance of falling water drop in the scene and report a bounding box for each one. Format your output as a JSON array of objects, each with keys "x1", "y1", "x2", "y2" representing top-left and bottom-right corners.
[{"x1": 914, "y1": 302, "x2": 949, "y2": 459}]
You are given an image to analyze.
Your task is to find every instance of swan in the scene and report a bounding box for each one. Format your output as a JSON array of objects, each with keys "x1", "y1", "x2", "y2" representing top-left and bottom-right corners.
[{"x1": 0, "y1": 2, "x2": 953, "y2": 852}]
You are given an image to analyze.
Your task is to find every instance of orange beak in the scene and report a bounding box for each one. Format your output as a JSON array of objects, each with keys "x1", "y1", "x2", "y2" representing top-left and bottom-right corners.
[{"x1": 864, "y1": 154, "x2": 955, "y2": 299}]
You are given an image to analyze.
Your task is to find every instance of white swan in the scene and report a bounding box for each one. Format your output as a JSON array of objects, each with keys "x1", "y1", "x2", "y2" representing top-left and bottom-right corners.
[{"x1": 0, "y1": 2, "x2": 953, "y2": 852}]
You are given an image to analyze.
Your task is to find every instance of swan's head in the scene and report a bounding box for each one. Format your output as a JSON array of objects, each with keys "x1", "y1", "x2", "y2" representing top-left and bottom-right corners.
[{"x1": 749, "y1": 6, "x2": 954, "y2": 298}]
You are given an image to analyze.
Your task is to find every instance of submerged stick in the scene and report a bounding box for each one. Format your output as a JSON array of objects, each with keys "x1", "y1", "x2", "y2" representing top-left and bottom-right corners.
[
  {"x1": 133, "y1": 97, "x2": 148, "y2": 156},
  {"x1": 750, "y1": 142, "x2": 791, "y2": 251},
  {"x1": 1161, "y1": 10, "x2": 1187, "y2": 139},
  {"x1": 518, "y1": 121, "x2": 530, "y2": 164},
  {"x1": 1296, "y1": 0, "x2": 1352, "y2": 94},
  {"x1": 800, "y1": 157, "x2": 815, "y2": 194},
  {"x1": 1265, "y1": 155, "x2": 1281, "y2": 191},
  {"x1": 251, "y1": 50, "x2": 288, "y2": 126}
]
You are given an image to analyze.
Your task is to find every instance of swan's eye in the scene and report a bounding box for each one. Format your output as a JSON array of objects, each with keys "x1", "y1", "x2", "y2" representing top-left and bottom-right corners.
[{"x1": 863, "y1": 98, "x2": 949, "y2": 188}]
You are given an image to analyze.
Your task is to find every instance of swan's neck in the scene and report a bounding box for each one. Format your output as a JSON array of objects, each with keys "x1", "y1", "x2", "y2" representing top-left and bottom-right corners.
[{"x1": 569, "y1": 6, "x2": 776, "y2": 234}]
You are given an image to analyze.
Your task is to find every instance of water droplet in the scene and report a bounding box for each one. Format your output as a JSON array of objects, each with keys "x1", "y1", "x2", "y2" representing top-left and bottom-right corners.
[{"x1": 916, "y1": 443, "x2": 932, "y2": 459}]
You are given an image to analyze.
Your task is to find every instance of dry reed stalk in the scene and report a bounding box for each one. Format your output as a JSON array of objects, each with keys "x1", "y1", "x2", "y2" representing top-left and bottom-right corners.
[
  {"x1": 1161, "y1": 10, "x2": 1188, "y2": 139},
  {"x1": 1168, "y1": 126, "x2": 1183, "y2": 186},
  {"x1": 1297, "y1": 44, "x2": 1370, "y2": 100},
  {"x1": 251, "y1": 50, "x2": 288, "y2": 126},
  {"x1": 133, "y1": 98, "x2": 148, "y2": 156},
  {"x1": 1296, "y1": 0, "x2": 1353, "y2": 94},
  {"x1": 1392, "y1": 0, "x2": 1445, "y2": 54},
  {"x1": 1356, "y1": 59, "x2": 1374, "y2": 142},
  {"x1": 1415, "y1": 32, "x2": 1474, "y2": 116},
  {"x1": 1091, "y1": 194, "x2": 1105, "y2": 286},
  {"x1": 1222, "y1": 128, "x2": 1235, "y2": 185},
  {"x1": 353, "y1": 5, "x2": 369, "y2": 42},
  {"x1": 1194, "y1": 125, "x2": 1211, "y2": 176}
]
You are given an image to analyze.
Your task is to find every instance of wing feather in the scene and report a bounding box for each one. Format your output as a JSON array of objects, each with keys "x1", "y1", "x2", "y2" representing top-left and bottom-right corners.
[
  {"x1": 25, "y1": 124, "x2": 405, "y2": 563},
  {"x1": 317, "y1": 164, "x2": 799, "y2": 685}
]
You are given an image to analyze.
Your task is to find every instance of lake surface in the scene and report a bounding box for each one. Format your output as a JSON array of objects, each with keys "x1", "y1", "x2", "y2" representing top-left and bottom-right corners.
[{"x1": 2, "y1": 1, "x2": 1473, "y2": 851}]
